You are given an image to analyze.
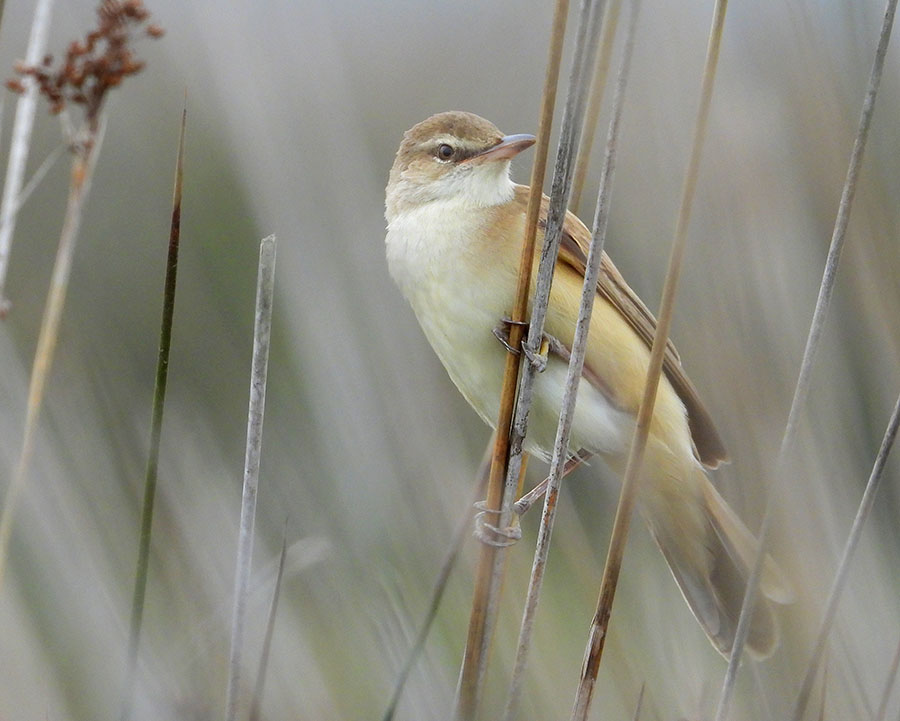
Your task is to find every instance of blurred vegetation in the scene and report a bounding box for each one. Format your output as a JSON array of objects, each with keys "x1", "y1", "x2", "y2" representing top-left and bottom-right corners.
[{"x1": 0, "y1": 1, "x2": 898, "y2": 720}]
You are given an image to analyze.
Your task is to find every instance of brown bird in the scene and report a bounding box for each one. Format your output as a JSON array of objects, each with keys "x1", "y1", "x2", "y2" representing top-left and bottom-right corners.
[{"x1": 384, "y1": 111, "x2": 792, "y2": 659}]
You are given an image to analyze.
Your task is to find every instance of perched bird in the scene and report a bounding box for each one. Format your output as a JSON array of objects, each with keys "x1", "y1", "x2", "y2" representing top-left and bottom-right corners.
[{"x1": 384, "y1": 111, "x2": 792, "y2": 659}]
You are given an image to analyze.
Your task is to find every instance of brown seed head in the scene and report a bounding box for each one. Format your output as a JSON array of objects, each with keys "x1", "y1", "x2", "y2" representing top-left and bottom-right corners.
[{"x1": 6, "y1": 1, "x2": 163, "y2": 122}]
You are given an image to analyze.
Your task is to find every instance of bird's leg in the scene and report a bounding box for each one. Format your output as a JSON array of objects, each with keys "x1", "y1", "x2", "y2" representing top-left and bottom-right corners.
[
  {"x1": 524, "y1": 332, "x2": 571, "y2": 373},
  {"x1": 513, "y1": 452, "x2": 593, "y2": 516},
  {"x1": 473, "y1": 451, "x2": 592, "y2": 546}
]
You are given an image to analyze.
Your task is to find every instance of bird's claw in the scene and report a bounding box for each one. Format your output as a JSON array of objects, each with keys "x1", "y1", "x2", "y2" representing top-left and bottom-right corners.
[
  {"x1": 492, "y1": 317, "x2": 529, "y2": 356},
  {"x1": 492, "y1": 324, "x2": 520, "y2": 355},
  {"x1": 493, "y1": 317, "x2": 551, "y2": 372},
  {"x1": 473, "y1": 500, "x2": 522, "y2": 547}
]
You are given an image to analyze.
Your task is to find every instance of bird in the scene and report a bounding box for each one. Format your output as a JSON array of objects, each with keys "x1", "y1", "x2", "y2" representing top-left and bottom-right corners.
[{"x1": 384, "y1": 110, "x2": 792, "y2": 659}]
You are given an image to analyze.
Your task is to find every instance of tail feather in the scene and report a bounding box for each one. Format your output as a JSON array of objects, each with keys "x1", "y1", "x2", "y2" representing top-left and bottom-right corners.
[
  {"x1": 702, "y1": 481, "x2": 796, "y2": 605},
  {"x1": 651, "y1": 520, "x2": 779, "y2": 659},
  {"x1": 637, "y1": 443, "x2": 793, "y2": 660}
]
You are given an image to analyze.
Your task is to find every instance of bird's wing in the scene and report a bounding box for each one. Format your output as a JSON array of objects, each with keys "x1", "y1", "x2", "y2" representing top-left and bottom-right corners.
[{"x1": 515, "y1": 186, "x2": 729, "y2": 468}]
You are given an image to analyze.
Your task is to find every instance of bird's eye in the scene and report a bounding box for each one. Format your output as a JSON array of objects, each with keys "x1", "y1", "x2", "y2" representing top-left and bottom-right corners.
[{"x1": 437, "y1": 143, "x2": 455, "y2": 160}]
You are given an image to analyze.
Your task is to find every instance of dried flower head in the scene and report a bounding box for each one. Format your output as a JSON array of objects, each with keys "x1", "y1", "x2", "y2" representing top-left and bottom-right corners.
[{"x1": 5, "y1": 1, "x2": 163, "y2": 122}]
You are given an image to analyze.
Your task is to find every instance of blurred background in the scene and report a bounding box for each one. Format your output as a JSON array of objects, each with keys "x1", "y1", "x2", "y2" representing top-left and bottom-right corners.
[{"x1": 0, "y1": 0, "x2": 898, "y2": 719}]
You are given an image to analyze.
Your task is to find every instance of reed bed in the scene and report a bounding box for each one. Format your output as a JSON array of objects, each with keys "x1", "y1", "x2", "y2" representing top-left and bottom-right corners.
[{"x1": 0, "y1": 1, "x2": 897, "y2": 720}]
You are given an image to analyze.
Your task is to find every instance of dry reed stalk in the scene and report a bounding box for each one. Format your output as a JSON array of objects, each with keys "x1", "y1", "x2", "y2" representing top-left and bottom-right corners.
[
  {"x1": 750, "y1": 663, "x2": 776, "y2": 721},
  {"x1": 225, "y1": 235, "x2": 277, "y2": 721},
  {"x1": 458, "y1": 0, "x2": 614, "y2": 715},
  {"x1": 790, "y1": 392, "x2": 900, "y2": 721},
  {"x1": 0, "y1": 116, "x2": 105, "y2": 592},
  {"x1": 816, "y1": 658, "x2": 829, "y2": 721},
  {"x1": 715, "y1": 1, "x2": 897, "y2": 716},
  {"x1": 501, "y1": 0, "x2": 637, "y2": 715},
  {"x1": 570, "y1": 2, "x2": 729, "y2": 719},
  {"x1": 14, "y1": 141, "x2": 66, "y2": 211},
  {"x1": 874, "y1": 633, "x2": 900, "y2": 721},
  {"x1": 0, "y1": 0, "x2": 55, "y2": 315},
  {"x1": 455, "y1": 0, "x2": 569, "y2": 716},
  {"x1": 119, "y1": 101, "x2": 186, "y2": 721},
  {"x1": 570, "y1": 0, "x2": 622, "y2": 213},
  {"x1": 630, "y1": 683, "x2": 645, "y2": 721},
  {"x1": 248, "y1": 520, "x2": 290, "y2": 721},
  {"x1": 0, "y1": 0, "x2": 163, "y2": 595},
  {"x1": 383, "y1": 440, "x2": 493, "y2": 721}
]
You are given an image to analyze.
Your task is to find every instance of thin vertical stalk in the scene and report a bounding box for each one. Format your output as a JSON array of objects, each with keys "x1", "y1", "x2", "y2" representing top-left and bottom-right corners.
[
  {"x1": 570, "y1": 0, "x2": 622, "y2": 213},
  {"x1": 791, "y1": 392, "x2": 900, "y2": 721},
  {"x1": 502, "y1": 1, "x2": 638, "y2": 716},
  {"x1": 248, "y1": 522, "x2": 290, "y2": 721},
  {"x1": 225, "y1": 235, "x2": 277, "y2": 721},
  {"x1": 571, "y1": 2, "x2": 729, "y2": 719},
  {"x1": 874, "y1": 633, "x2": 900, "y2": 721},
  {"x1": 15, "y1": 142, "x2": 66, "y2": 212},
  {"x1": 816, "y1": 658, "x2": 829, "y2": 721},
  {"x1": 715, "y1": 1, "x2": 897, "y2": 716},
  {"x1": 502, "y1": 0, "x2": 609, "y2": 543},
  {"x1": 751, "y1": 663, "x2": 776, "y2": 721},
  {"x1": 0, "y1": 0, "x2": 56, "y2": 313},
  {"x1": 119, "y1": 104, "x2": 187, "y2": 721},
  {"x1": 630, "y1": 683, "x2": 645, "y2": 721},
  {"x1": 0, "y1": 117, "x2": 105, "y2": 593},
  {"x1": 455, "y1": 0, "x2": 569, "y2": 715},
  {"x1": 382, "y1": 442, "x2": 492, "y2": 721},
  {"x1": 465, "y1": 1, "x2": 609, "y2": 712}
]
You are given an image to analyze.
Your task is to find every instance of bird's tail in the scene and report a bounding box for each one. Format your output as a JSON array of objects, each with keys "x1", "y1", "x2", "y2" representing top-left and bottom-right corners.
[{"x1": 635, "y1": 441, "x2": 794, "y2": 660}]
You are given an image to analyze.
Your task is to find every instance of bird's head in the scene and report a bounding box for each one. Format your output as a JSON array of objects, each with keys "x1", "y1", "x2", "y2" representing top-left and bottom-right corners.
[{"x1": 386, "y1": 111, "x2": 535, "y2": 220}]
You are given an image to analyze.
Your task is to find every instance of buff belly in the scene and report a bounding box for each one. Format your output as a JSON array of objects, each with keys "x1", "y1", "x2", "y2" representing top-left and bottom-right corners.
[{"x1": 407, "y1": 271, "x2": 633, "y2": 462}]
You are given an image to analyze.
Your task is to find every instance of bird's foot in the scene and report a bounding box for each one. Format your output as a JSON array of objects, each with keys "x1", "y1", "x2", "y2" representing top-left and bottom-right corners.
[
  {"x1": 492, "y1": 317, "x2": 529, "y2": 356},
  {"x1": 473, "y1": 500, "x2": 522, "y2": 547},
  {"x1": 493, "y1": 317, "x2": 564, "y2": 374}
]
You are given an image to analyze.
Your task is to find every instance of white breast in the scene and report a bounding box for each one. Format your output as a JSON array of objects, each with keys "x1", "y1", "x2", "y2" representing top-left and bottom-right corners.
[{"x1": 386, "y1": 197, "x2": 510, "y2": 428}]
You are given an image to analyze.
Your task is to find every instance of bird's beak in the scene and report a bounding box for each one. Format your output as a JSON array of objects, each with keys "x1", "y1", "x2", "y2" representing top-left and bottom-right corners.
[{"x1": 464, "y1": 133, "x2": 536, "y2": 164}]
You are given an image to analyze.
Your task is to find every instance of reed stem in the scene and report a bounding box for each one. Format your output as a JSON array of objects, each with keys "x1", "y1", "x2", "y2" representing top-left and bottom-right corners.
[
  {"x1": 715, "y1": 1, "x2": 897, "y2": 715},
  {"x1": 225, "y1": 235, "x2": 277, "y2": 721},
  {"x1": 502, "y1": 1, "x2": 638, "y2": 715},
  {"x1": 0, "y1": 0, "x2": 55, "y2": 313},
  {"x1": 791, "y1": 392, "x2": 900, "y2": 720},
  {"x1": 571, "y1": 1, "x2": 729, "y2": 718},
  {"x1": 0, "y1": 117, "x2": 105, "y2": 593},
  {"x1": 454, "y1": 0, "x2": 570, "y2": 715},
  {"x1": 119, "y1": 104, "x2": 186, "y2": 721}
]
